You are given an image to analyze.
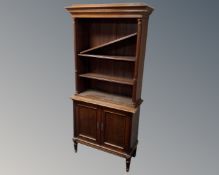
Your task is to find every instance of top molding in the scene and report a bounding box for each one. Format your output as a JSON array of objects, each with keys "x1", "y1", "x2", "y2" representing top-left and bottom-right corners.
[{"x1": 65, "y1": 3, "x2": 154, "y2": 18}]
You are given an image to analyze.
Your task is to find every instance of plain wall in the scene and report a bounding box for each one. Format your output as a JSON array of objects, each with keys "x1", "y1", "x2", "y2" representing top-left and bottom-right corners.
[{"x1": 0, "y1": 0, "x2": 218, "y2": 175}]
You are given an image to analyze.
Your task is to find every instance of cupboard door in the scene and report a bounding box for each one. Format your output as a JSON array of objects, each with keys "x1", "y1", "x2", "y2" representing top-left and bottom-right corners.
[
  {"x1": 75, "y1": 102, "x2": 100, "y2": 144},
  {"x1": 101, "y1": 108, "x2": 131, "y2": 151}
]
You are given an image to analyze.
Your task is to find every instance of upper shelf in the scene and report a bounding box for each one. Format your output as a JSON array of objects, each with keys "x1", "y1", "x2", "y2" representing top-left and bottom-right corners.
[
  {"x1": 80, "y1": 33, "x2": 137, "y2": 54},
  {"x1": 78, "y1": 54, "x2": 135, "y2": 62}
]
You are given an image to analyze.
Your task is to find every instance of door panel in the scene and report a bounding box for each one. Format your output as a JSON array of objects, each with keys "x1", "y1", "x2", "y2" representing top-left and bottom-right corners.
[
  {"x1": 75, "y1": 103, "x2": 100, "y2": 143},
  {"x1": 102, "y1": 109, "x2": 131, "y2": 151}
]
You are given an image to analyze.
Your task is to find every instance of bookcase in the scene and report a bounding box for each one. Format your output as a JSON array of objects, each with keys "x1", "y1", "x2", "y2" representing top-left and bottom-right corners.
[{"x1": 66, "y1": 3, "x2": 153, "y2": 172}]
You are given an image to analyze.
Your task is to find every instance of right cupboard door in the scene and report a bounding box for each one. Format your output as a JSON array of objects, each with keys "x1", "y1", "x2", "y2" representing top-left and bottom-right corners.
[{"x1": 101, "y1": 108, "x2": 131, "y2": 152}]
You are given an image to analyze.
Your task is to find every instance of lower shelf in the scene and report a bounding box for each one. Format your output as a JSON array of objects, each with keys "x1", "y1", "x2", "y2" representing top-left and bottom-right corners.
[
  {"x1": 71, "y1": 89, "x2": 138, "y2": 113},
  {"x1": 79, "y1": 89, "x2": 132, "y2": 105}
]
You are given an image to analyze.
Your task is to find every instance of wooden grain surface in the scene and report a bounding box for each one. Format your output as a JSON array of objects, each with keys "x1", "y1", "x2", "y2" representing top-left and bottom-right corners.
[{"x1": 71, "y1": 90, "x2": 138, "y2": 113}]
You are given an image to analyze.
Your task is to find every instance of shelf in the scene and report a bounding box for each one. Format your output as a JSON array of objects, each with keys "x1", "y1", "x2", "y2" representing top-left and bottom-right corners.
[
  {"x1": 79, "y1": 90, "x2": 133, "y2": 105},
  {"x1": 72, "y1": 90, "x2": 136, "y2": 113},
  {"x1": 79, "y1": 73, "x2": 134, "y2": 85},
  {"x1": 80, "y1": 32, "x2": 137, "y2": 54},
  {"x1": 78, "y1": 54, "x2": 135, "y2": 62}
]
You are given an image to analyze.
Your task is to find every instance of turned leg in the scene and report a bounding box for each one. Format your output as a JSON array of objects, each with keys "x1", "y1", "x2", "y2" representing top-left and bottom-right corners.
[
  {"x1": 133, "y1": 148, "x2": 137, "y2": 157},
  {"x1": 73, "y1": 140, "x2": 78, "y2": 153},
  {"x1": 126, "y1": 157, "x2": 131, "y2": 172}
]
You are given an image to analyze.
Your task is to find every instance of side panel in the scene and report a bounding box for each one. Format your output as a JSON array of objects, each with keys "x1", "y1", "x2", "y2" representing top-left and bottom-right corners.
[{"x1": 130, "y1": 107, "x2": 140, "y2": 148}]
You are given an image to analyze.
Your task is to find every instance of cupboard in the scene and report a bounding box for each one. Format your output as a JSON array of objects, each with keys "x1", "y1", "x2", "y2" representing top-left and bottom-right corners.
[{"x1": 66, "y1": 3, "x2": 153, "y2": 172}]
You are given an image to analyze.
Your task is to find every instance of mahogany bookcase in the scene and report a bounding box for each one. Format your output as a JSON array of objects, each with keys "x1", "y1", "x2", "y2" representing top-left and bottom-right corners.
[{"x1": 66, "y1": 3, "x2": 153, "y2": 172}]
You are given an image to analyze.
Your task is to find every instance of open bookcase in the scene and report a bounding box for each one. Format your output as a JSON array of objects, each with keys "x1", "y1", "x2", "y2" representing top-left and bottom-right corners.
[
  {"x1": 75, "y1": 18, "x2": 138, "y2": 107},
  {"x1": 66, "y1": 3, "x2": 153, "y2": 172}
]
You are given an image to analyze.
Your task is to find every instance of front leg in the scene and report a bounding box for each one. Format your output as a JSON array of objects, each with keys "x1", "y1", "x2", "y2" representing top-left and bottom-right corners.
[
  {"x1": 133, "y1": 148, "x2": 137, "y2": 157},
  {"x1": 126, "y1": 157, "x2": 132, "y2": 172},
  {"x1": 73, "y1": 140, "x2": 78, "y2": 153}
]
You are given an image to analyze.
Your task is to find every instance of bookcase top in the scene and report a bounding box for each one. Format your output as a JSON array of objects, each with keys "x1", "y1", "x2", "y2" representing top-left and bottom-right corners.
[{"x1": 65, "y1": 3, "x2": 153, "y2": 18}]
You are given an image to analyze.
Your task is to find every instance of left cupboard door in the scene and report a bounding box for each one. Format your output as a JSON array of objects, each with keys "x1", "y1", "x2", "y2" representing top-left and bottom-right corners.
[{"x1": 74, "y1": 101, "x2": 100, "y2": 144}]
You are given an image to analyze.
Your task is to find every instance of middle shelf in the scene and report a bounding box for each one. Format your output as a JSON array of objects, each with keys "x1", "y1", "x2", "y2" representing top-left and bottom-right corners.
[{"x1": 79, "y1": 73, "x2": 134, "y2": 85}]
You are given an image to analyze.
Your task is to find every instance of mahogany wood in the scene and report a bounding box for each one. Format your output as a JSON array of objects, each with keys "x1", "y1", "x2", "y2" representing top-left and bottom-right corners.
[
  {"x1": 78, "y1": 53, "x2": 135, "y2": 62},
  {"x1": 80, "y1": 32, "x2": 137, "y2": 54},
  {"x1": 79, "y1": 73, "x2": 134, "y2": 85},
  {"x1": 66, "y1": 3, "x2": 153, "y2": 172}
]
